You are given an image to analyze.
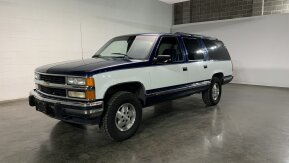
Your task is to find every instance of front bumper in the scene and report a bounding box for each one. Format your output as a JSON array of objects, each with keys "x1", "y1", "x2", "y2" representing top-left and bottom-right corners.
[{"x1": 29, "y1": 90, "x2": 104, "y2": 125}]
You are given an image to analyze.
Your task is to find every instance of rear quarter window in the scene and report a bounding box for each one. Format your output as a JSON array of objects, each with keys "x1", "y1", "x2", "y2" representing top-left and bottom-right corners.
[{"x1": 203, "y1": 39, "x2": 231, "y2": 61}]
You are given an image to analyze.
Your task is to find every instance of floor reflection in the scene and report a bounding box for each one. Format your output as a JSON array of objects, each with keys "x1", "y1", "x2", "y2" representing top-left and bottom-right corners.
[
  {"x1": 202, "y1": 106, "x2": 225, "y2": 154},
  {"x1": 33, "y1": 96, "x2": 225, "y2": 162},
  {"x1": 3, "y1": 84, "x2": 289, "y2": 162}
]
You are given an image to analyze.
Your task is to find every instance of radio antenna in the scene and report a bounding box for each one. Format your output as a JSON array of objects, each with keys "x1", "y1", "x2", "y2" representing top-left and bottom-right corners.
[
  {"x1": 77, "y1": 0, "x2": 84, "y2": 60},
  {"x1": 80, "y1": 23, "x2": 84, "y2": 60}
]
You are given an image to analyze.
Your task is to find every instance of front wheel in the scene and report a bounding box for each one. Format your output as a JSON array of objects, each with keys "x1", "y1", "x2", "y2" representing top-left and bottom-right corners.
[
  {"x1": 101, "y1": 91, "x2": 142, "y2": 141},
  {"x1": 202, "y1": 77, "x2": 222, "y2": 106}
]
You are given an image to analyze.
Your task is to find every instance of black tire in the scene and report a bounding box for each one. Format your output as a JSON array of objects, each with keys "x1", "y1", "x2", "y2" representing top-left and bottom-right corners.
[
  {"x1": 202, "y1": 77, "x2": 222, "y2": 106},
  {"x1": 101, "y1": 91, "x2": 142, "y2": 141}
]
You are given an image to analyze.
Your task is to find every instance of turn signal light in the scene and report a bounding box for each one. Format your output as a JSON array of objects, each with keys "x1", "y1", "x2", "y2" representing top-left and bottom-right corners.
[
  {"x1": 86, "y1": 90, "x2": 95, "y2": 100},
  {"x1": 86, "y1": 78, "x2": 95, "y2": 87}
]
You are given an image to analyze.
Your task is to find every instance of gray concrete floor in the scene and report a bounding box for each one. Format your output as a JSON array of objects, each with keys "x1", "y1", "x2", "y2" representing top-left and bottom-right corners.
[{"x1": 1, "y1": 84, "x2": 289, "y2": 163}]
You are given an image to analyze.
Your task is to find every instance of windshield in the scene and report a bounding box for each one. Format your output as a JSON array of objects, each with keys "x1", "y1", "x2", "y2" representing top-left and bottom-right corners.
[{"x1": 93, "y1": 35, "x2": 158, "y2": 60}]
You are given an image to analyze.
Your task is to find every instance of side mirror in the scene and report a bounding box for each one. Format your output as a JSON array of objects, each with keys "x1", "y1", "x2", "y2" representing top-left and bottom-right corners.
[{"x1": 153, "y1": 55, "x2": 172, "y2": 64}]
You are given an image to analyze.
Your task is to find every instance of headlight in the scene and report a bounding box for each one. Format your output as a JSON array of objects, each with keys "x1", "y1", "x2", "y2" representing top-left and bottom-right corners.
[
  {"x1": 67, "y1": 77, "x2": 86, "y2": 85},
  {"x1": 68, "y1": 90, "x2": 95, "y2": 100},
  {"x1": 67, "y1": 77, "x2": 94, "y2": 86},
  {"x1": 35, "y1": 73, "x2": 40, "y2": 80},
  {"x1": 68, "y1": 91, "x2": 86, "y2": 98}
]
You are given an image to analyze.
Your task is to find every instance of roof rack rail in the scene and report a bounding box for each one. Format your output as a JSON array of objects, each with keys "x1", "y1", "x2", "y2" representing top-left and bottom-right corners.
[
  {"x1": 174, "y1": 32, "x2": 192, "y2": 36},
  {"x1": 174, "y1": 32, "x2": 204, "y2": 37},
  {"x1": 175, "y1": 32, "x2": 218, "y2": 40}
]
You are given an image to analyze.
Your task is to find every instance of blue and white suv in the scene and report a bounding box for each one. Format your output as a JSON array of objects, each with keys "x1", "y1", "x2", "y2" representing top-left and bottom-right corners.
[{"x1": 29, "y1": 32, "x2": 233, "y2": 141}]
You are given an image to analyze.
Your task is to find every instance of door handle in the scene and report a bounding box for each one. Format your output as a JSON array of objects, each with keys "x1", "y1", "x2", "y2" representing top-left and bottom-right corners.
[
  {"x1": 183, "y1": 67, "x2": 188, "y2": 71},
  {"x1": 203, "y1": 65, "x2": 208, "y2": 69}
]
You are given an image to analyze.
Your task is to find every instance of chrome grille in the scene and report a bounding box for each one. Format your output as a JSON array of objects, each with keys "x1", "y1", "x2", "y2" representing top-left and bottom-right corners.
[
  {"x1": 35, "y1": 73, "x2": 94, "y2": 101},
  {"x1": 39, "y1": 74, "x2": 66, "y2": 84},
  {"x1": 39, "y1": 85, "x2": 66, "y2": 97}
]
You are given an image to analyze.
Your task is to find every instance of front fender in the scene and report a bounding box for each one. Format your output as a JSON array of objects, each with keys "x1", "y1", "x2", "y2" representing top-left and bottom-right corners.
[{"x1": 92, "y1": 68, "x2": 150, "y2": 99}]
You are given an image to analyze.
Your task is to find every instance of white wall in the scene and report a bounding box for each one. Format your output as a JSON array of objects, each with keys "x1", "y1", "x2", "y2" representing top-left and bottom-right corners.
[
  {"x1": 0, "y1": 0, "x2": 172, "y2": 101},
  {"x1": 172, "y1": 13, "x2": 289, "y2": 88}
]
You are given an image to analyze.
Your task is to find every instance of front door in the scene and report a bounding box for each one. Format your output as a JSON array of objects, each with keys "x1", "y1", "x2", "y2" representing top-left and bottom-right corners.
[{"x1": 147, "y1": 36, "x2": 188, "y2": 97}]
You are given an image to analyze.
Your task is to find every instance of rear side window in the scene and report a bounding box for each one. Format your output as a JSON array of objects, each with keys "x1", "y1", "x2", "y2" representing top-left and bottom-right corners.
[
  {"x1": 203, "y1": 39, "x2": 231, "y2": 60},
  {"x1": 183, "y1": 38, "x2": 205, "y2": 61}
]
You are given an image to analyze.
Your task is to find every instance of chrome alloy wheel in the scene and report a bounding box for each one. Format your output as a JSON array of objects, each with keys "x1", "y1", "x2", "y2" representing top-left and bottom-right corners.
[
  {"x1": 115, "y1": 103, "x2": 136, "y2": 132},
  {"x1": 212, "y1": 83, "x2": 220, "y2": 101}
]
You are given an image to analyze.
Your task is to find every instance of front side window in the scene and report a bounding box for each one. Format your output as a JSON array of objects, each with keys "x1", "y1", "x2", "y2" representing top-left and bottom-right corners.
[
  {"x1": 94, "y1": 35, "x2": 157, "y2": 60},
  {"x1": 154, "y1": 36, "x2": 183, "y2": 64},
  {"x1": 183, "y1": 38, "x2": 205, "y2": 61}
]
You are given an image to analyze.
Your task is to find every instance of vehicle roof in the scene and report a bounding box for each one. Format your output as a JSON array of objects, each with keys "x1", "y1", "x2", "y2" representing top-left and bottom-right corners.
[{"x1": 116, "y1": 32, "x2": 218, "y2": 40}]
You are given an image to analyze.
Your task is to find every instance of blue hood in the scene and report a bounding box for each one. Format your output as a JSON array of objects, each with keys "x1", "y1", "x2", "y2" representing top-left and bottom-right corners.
[{"x1": 36, "y1": 58, "x2": 149, "y2": 76}]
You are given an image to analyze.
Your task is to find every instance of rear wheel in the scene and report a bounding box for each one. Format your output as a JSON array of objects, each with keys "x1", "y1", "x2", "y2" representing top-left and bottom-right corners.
[
  {"x1": 202, "y1": 77, "x2": 222, "y2": 106},
  {"x1": 101, "y1": 91, "x2": 142, "y2": 141}
]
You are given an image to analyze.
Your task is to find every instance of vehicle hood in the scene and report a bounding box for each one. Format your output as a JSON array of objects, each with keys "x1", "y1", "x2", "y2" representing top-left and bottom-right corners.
[{"x1": 35, "y1": 58, "x2": 148, "y2": 76}]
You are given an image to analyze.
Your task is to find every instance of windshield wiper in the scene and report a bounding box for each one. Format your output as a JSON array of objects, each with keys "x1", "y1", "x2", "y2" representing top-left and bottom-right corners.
[
  {"x1": 92, "y1": 54, "x2": 102, "y2": 58},
  {"x1": 92, "y1": 53, "x2": 134, "y2": 59},
  {"x1": 111, "y1": 53, "x2": 126, "y2": 55},
  {"x1": 111, "y1": 53, "x2": 133, "y2": 59}
]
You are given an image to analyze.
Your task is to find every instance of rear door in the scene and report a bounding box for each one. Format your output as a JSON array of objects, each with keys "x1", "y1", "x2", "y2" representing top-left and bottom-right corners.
[{"x1": 182, "y1": 37, "x2": 209, "y2": 83}]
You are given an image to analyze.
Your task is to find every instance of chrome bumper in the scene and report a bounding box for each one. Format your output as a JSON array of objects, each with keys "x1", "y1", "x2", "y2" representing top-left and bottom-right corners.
[
  {"x1": 29, "y1": 90, "x2": 104, "y2": 125},
  {"x1": 30, "y1": 90, "x2": 103, "y2": 108}
]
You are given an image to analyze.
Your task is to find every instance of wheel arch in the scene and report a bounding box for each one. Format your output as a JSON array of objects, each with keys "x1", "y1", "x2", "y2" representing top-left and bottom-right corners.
[
  {"x1": 212, "y1": 72, "x2": 224, "y2": 84},
  {"x1": 103, "y1": 81, "x2": 146, "y2": 106}
]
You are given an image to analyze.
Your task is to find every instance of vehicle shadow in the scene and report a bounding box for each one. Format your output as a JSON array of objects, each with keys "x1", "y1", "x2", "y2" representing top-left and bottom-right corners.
[{"x1": 32, "y1": 96, "x2": 224, "y2": 163}]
